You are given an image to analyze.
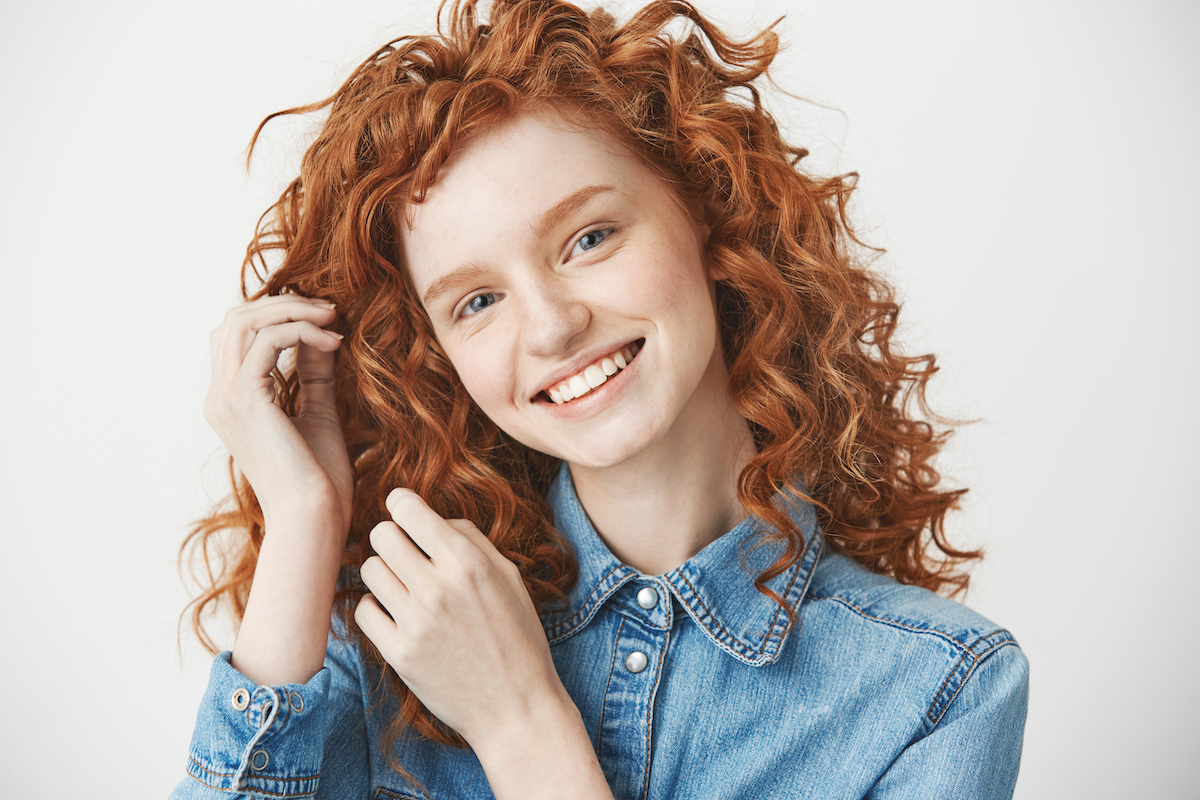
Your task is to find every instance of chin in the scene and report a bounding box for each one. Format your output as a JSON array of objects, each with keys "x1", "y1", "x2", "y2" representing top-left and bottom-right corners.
[{"x1": 533, "y1": 421, "x2": 666, "y2": 471}]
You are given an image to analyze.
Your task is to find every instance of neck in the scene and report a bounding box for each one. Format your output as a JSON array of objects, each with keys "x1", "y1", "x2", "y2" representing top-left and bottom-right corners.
[{"x1": 568, "y1": 356, "x2": 756, "y2": 575}]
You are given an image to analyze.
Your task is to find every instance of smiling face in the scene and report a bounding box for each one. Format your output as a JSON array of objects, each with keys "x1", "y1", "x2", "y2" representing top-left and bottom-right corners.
[{"x1": 403, "y1": 110, "x2": 730, "y2": 470}]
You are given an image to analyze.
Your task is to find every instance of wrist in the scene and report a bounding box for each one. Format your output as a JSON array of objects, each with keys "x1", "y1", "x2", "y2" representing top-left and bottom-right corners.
[
  {"x1": 469, "y1": 687, "x2": 613, "y2": 800},
  {"x1": 261, "y1": 493, "x2": 350, "y2": 543}
]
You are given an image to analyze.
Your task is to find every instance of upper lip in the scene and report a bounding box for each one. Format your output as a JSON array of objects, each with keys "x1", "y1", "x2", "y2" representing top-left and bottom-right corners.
[{"x1": 531, "y1": 339, "x2": 640, "y2": 400}]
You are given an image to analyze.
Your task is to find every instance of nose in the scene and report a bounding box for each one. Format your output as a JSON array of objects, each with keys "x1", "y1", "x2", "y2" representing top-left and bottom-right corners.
[{"x1": 518, "y1": 276, "x2": 590, "y2": 357}]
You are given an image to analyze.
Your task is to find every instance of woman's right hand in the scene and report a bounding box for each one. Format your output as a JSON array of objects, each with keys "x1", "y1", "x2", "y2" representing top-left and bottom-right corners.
[{"x1": 204, "y1": 295, "x2": 352, "y2": 534}]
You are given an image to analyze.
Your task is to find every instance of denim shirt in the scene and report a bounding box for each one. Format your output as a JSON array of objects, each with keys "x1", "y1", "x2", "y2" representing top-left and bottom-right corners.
[{"x1": 173, "y1": 466, "x2": 1028, "y2": 799}]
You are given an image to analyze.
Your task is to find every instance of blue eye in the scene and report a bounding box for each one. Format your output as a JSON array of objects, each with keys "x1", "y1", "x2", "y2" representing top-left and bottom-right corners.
[
  {"x1": 570, "y1": 228, "x2": 611, "y2": 258},
  {"x1": 463, "y1": 292, "x2": 498, "y2": 317}
]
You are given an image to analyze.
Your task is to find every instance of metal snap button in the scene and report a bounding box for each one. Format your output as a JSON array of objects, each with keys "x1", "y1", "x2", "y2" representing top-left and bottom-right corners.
[
  {"x1": 624, "y1": 651, "x2": 649, "y2": 673},
  {"x1": 288, "y1": 691, "x2": 304, "y2": 712},
  {"x1": 231, "y1": 688, "x2": 250, "y2": 711},
  {"x1": 636, "y1": 586, "x2": 659, "y2": 609},
  {"x1": 251, "y1": 749, "x2": 270, "y2": 771}
]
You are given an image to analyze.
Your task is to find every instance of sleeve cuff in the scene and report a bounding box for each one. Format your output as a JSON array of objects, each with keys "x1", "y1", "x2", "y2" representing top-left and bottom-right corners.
[{"x1": 183, "y1": 652, "x2": 332, "y2": 798}]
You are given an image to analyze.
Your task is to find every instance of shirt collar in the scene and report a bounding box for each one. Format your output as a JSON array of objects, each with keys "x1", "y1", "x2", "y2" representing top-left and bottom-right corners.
[{"x1": 541, "y1": 463, "x2": 822, "y2": 666}]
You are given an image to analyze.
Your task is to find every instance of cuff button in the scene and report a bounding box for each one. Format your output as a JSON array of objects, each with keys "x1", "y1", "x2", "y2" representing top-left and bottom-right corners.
[
  {"x1": 288, "y1": 691, "x2": 304, "y2": 712},
  {"x1": 231, "y1": 688, "x2": 251, "y2": 711},
  {"x1": 251, "y1": 749, "x2": 270, "y2": 771}
]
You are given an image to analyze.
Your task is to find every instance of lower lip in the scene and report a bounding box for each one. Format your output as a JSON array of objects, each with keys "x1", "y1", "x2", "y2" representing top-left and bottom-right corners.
[{"x1": 536, "y1": 353, "x2": 639, "y2": 419}]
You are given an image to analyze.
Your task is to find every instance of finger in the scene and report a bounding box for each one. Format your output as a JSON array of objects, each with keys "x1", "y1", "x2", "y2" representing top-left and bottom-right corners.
[
  {"x1": 214, "y1": 297, "x2": 337, "y2": 384},
  {"x1": 448, "y1": 519, "x2": 525, "y2": 584},
  {"x1": 384, "y1": 488, "x2": 467, "y2": 564},
  {"x1": 354, "y1": 593, "x2": 400, "y2": 656},
  {"x1": 369, "y1": 520, "x2": 433, "y2": 588},
  {"x1": 296, "y1": 339, "x2": 339, "y2": 418},
  {"x1": 211, "y1": 295, "x2": 332, "y2": 364},
  {"x1": 235, "y1": 321, "x2": 343, "y2": 391},
  {"x1": 359, "y1": 554, "x2": 410, "y2": 617}
]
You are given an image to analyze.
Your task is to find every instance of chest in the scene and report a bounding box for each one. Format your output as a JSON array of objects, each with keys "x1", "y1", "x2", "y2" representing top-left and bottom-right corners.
[{"x1": 370, "y1": 594, "x2": 939, "y2": 800}]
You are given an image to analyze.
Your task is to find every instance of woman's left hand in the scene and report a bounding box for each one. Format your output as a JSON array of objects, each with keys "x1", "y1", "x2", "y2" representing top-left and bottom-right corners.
[{"x1": 354, "y1": 487, "x2": 566, "y2": 746}]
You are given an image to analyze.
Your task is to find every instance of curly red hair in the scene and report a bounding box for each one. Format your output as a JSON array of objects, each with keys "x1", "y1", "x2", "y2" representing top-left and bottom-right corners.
[{"x1": 183, "y1": 0, "x2": 979, "y2": 760}]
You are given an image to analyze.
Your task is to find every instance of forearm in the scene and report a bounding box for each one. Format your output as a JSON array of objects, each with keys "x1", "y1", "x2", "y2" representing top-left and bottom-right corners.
[{"x1": 232, "y1": 502, "x2": 348, "y2": 686}]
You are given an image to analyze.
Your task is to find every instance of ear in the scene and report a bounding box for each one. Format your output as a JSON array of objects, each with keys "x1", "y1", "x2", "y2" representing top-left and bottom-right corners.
[{"x1": 701, "y1": 229, "x2": 732, "y2": 282}]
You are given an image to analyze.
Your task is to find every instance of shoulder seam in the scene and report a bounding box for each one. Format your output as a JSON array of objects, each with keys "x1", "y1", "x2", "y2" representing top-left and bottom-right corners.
[
  {"x1": 815, "y1": 594, "x2": 1004, "y2": 650},
  {"x1": 815, "y1": 594, "x2": 1019, "y2": 729},
  {"x1": 925, "y1": 631, "x2": 1018, "y2": 727}
]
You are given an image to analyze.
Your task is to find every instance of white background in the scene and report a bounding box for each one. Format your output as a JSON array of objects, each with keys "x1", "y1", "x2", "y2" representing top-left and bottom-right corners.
[{"x1": 1, "y1": 1, "x2": 1196, "y2": 797}]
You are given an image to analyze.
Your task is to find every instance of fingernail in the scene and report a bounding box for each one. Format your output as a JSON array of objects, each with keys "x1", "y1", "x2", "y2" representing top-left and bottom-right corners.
[
  {"x1": 328, "y1": 331, "x2": 344, "y2": 339},
  {"x1": 309, "y1": 298, "x2": 336, "y2": 308}
]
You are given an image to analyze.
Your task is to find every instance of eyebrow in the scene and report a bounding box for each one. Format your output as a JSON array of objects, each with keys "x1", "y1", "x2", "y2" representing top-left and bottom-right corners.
[{"x1": 420, "y1": 183, "x2": 620, "y2": 308}]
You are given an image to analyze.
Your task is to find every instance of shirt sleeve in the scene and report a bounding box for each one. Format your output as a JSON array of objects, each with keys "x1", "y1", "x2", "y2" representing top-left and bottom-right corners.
[
  {"x1": 867, "y1": 641, "x2": 1030, "y2": 800},
  {"x1": 169, "y1": 631, "x2": 371, "y2": 799}
]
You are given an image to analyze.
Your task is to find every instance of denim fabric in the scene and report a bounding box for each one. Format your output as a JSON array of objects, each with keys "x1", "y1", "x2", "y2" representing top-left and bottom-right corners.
[{"x1": 173, "y1": 466, "x2": 1028, "y2": 799}]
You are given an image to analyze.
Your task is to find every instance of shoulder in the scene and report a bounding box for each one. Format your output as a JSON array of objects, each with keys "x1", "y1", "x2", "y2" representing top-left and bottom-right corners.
[
  {"x1": 807, "y1": 546, "x2": 1017, "y2": 654},
  {"x1": 800, "y1": 547, "x2": 1028, "y2": 729}
]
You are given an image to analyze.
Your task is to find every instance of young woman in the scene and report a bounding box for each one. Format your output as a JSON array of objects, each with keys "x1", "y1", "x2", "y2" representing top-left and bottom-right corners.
[{"x1": 175, "y1": 1, "x2": 1028, "y2": 797}]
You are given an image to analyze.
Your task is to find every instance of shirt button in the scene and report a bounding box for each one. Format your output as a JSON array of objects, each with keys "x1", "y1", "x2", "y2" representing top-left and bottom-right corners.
[
  {"x1": 231, "y1": 688, "x2": 250, "y2": 711},
  {"x1": 251, "y1": 749, "x2": 270, "y2": 771},
  {"x1": 625, "y1": 651, "x2": 649, "y2": 673},
  {"x1": 636, "y1": 586, "x2": 659, "y2": 609}
]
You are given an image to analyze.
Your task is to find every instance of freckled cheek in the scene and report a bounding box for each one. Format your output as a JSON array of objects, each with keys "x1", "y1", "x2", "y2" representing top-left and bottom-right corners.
[
  {"x1": 635, "y1": 251, "x2": 718, "y2": 324},
  {"x1": 456, "y1": 357, "x2": 516, "y2": 416},
  {"x1": 619, "y1": 250, "x2": 704, "y2": 311}
]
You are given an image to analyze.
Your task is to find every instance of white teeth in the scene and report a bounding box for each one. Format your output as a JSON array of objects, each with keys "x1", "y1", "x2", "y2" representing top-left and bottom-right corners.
[
  {"x1": 545, "y1": 342, "x2": 641, "y2": 405},
  {"x1": 584, "y1": 364, "x2": 607, "y2": 389}
]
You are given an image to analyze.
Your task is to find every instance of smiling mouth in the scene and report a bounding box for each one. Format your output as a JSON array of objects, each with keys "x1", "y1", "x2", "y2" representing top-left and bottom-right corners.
[{"x1": 538, "y1": 339, "x2": 644, "y2": 405}]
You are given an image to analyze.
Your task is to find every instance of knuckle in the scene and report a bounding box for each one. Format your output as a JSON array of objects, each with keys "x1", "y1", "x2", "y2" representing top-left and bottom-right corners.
[
  {"x1": 368, "y1": 521, "x2": 395, "y2": 550},
  {"x1": 360, "y1": 555, "x2": 383, "y2": 582},
  {"x1": 386, "y1": 487, "x2": 422, "y2": 514},
  {"x1": 452, "y1": 552, "x2": 488, "y2": 585}
]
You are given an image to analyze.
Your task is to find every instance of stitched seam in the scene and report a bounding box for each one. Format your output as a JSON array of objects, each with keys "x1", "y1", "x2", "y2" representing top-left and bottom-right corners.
[
  {"x1": 640, "y1": 628, "x2": 668, "y2": 800},
  {"x1": 675, "y1": 570, "x2": 751, "y2": 657},
  {"x1": 757, "y1": 566, "x2": 794, "y2": 657},
  {"x1": 761, "y1": 532, "x2": 817, "y2": 652},
  {"x1": 816, "y1": 596, "x2": 1018, "y2": 729},
  {"x1": 926, "y1": 638, "x2": 1016, "y2": 726},
  {"x1": 545, "y1": 566, "x2": 629, "y2": 641},
  {"x1": 819, "y1": 595, "x2": 1012, "y2": 653},
  {"x1": 184, "y1": 766, "x2": 318, "y2": 798},
  {"x1": 675, "y1": 560, "x2": 803, "y2": 660},
  {"x1": 927, "y1": 637, "x2": 990, "y2": 721},
  {"x1": 375, "y1": 788, "x2": 425, "y2": 800},
  {"x1": 187, "y1": 754, "x2": 321, "y2": 784},
  {"x1": 595, "y1": 617, "x2": 626, "y2": 763}
]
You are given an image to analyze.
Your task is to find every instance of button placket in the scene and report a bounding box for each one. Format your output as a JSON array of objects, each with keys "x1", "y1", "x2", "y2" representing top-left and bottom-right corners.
[{"x1": 596, "y1": 588, "x2": 673, "y2": 799}]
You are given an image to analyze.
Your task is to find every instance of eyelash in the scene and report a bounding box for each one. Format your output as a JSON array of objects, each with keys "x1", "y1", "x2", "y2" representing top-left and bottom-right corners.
[
  {"x1": 456, "y1": 226, "x2": 616, "y2": 320},
  {"x1": 569, "y1": 226, "x2": 613, "y2": 258},
  {"x1": 460, "y1": 291, "x2": 499, "y2": 318}
]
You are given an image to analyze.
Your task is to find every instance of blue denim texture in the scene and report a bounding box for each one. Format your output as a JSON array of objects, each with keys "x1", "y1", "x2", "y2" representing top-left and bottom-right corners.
[{"x1": 173, "y1": 466, "x2": 1028, "y2": 798}]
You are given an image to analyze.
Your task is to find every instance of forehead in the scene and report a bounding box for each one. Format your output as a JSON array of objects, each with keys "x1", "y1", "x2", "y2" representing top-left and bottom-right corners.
[{"x1": 402, "y1": 111, "x2": 662, "y2": 293}]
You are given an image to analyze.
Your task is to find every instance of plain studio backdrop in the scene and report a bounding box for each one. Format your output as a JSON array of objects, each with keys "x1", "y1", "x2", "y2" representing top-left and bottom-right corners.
[{"x1": 1, "y1": 0, "x2": 1196, "y2": 797}]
